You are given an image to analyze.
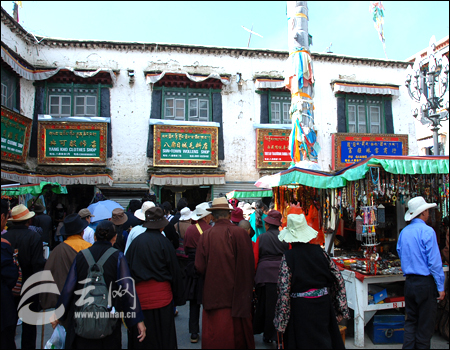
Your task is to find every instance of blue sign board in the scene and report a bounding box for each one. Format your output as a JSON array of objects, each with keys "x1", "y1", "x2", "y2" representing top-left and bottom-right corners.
[{"x1": 341, "y1": 140, "x2": 403, "y2": 165}]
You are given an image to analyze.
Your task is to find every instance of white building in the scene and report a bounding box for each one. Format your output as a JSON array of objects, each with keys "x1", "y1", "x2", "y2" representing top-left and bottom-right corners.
[
  {"x1": 1, "y1": 7, "x2": 419, "y2": 211},
  {"x1": 406, "y1": 35, "x2": 449, "y2": 156}
]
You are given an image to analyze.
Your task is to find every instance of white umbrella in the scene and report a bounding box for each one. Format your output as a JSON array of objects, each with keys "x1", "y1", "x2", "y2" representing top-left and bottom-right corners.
[{"x1": 87, "y1": 200, "x2": 123, "y2": 223}]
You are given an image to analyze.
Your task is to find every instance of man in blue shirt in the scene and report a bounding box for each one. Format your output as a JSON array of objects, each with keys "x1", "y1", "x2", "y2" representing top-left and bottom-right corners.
[{"x1": 397, "y1": 196, "x2": 446, "y2": 349}]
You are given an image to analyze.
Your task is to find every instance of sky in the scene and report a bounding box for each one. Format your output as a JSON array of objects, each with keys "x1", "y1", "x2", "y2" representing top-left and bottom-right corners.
[{"x1": 1, "y1": 1, "x2": 449, "y2": 61}]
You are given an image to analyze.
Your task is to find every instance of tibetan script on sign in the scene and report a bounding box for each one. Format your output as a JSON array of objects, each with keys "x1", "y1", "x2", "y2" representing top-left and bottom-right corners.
[
  {"x1": 332, "y1": 133, "x2": 408, "y2": 170},
  {"x1": 256, "y1": 129, "x2": 291, "y2": 169},
  {"x1": 1, "y1": 107, "x2": 32, "y2": 164},
  {"x1": 153, "y1": 125, "x2": 218, "y2": 167},
  {"x1": 38, "y1": 122, "x2": 107, "y2": 165}
]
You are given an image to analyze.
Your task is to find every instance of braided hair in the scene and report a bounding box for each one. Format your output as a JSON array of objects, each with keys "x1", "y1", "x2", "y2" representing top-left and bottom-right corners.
[
  {"x1": 254, "y1": 200, "x2": 264, "y2": 228},
  {"x1": 94, "y1": 220, "x2": 116, "y2": 242}
]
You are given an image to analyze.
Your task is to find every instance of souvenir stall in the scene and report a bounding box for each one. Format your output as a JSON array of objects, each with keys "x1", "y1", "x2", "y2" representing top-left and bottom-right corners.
[
  {"x1": 1, "y1": 181, "x2": 68, "y2": 209},
  {"x1": 256, "y1": 155, "x2": 449, "y2": 347}
]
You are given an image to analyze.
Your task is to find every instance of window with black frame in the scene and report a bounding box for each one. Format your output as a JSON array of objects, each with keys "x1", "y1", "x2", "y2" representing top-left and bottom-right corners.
[
  {"x1": 162, "y1": 88, "x2": 212, "y2": 122},
  {"x1": 259, "y1": 90, "x2": 292, "y2": 125},
  {"x1": 1, "y1": 66, "x2": 20, "y2": 111},
  {"x1": 347, "y1": 96, "x2": 384, "y2": 133},
  {"x1": 46, "y1": 84, "x2": 101, "y2": 117},
  {"x1": 337, "y1": 94, "x2": 394, "y2": 134}
]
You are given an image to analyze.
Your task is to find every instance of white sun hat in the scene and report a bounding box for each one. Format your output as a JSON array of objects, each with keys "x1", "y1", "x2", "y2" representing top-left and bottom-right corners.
[
  {"x1": 404, "y1": 196, "x2": 437, "y2": 221},
  {"x1": 134, "y1": 201, "x2": 155, "y2": 221},
  {"x1": 278, "y1": 214, "x2": 318, "y2": 244},
  {"x1": 190, "y1": 202, "x2": 212, "y2": 220},
  {"x1": 179, "y1": 207, "x2": 192, "y2": 221}
]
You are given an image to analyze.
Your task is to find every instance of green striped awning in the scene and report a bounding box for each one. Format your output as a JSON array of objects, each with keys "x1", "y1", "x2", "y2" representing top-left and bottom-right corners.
[
  {"x1": 226, "y1": 189, "x2": 273, "y2": 199},
  {"x1": 1, "y1": 181, "x2": 68, "y2": 196},
  {"x1": 256, "y1": 155, "x2": 449, "y2": 189}
]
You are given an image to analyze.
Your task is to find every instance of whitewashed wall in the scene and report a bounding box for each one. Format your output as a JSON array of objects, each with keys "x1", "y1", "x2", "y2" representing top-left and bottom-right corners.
[
  {"x1": 1, "y1": 17, "x2": 419, "y2": 185},
  {"x1": 313, "y1": 58, "x2": 418, "y2": 171}
]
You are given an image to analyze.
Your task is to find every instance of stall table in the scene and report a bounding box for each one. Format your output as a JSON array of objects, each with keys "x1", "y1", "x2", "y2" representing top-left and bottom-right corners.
[{"x1": 341, "y1": 266, "x2": 449, "y2": 347}]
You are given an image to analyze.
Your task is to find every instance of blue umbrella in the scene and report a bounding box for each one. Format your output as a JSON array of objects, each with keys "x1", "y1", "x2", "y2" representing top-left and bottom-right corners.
[{"x1": 87, "y1": 200, "x2": 123, "y2": 223}]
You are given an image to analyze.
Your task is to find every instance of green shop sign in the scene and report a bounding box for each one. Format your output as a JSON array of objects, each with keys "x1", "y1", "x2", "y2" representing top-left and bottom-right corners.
[
  {"x1": 154, "y1": 125, "x2": 218, "y2": 167},
  {"x1": 1, "y1": 107, "x2": 32, "y2": 164},
  {"x1": 38, "y1": 122, "x2": 108, "y2": 165}
]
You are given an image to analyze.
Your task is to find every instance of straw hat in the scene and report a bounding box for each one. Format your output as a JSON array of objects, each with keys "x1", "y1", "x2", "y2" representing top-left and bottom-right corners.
[
  {"x1": 8, "y1": 204, "x2": 35, "y2": 222},
  {"x1": 142, "y1": 207, "x2": 169, "y2": 230},
  {"x1": 111, "y1": 208, "x2": 128, "y2": 225},
  {"x1": 134, "y1": 201, "x2": 155, "y2": 221},
  {"x1": 404, "y1": 196, "x2": 437, "y2": 221},
  {"x1": 264, "y1": 210, "x2": 282, "y2": 226},
  {"x1": 206, "y1": 197, "x2": 234, "y2": 212},
  {"x1": 278, "y1": 214, "x2": 318, "y2": 244},
  {"x1": 179, "y1": 207, "x2": 192, "y2": 221},
  {"x1": 191, "y1": 202, "x2": 212, "y2": 220}
]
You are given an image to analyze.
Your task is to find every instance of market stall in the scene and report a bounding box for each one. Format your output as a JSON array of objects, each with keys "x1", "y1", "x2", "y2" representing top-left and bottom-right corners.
[
  {"x1": 1, "y1": 181, "x2": 68, "y2": 209},
  {"x1": 255, "y1": 155, "x2": 449, "y2": 347}
]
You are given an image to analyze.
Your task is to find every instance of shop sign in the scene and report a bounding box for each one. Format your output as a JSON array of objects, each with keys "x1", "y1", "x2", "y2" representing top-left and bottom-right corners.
[
  {"x1": 153, "y1": 125, "x2": 218, "y2": 167},
  {"x1": 1, "y1": 107, "x2": 32, "y2": 164},
  {"x1": 332, "y1": 133, "x2": 408, "y2": 169},
  {"x1": 256, "y1": 129, "x2": 291, "y2": 169},
  {"x1": 38, "y1": 122, "x2": 107, "y2": 165}
]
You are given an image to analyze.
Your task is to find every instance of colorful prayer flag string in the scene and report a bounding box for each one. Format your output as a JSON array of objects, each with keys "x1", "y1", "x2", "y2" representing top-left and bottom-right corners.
[{"x1": 370, "y1": 1, "x2": 388, "y2": 59}]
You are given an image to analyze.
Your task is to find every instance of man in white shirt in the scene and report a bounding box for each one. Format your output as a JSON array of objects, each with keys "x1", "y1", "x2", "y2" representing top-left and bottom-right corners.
[{"x1": 78, "y1": 208, "x2": 95, "y2": 244}]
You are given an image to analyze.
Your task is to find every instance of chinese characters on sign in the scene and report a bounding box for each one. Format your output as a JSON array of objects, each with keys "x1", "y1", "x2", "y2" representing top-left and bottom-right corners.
[
  {"x1": 45, "y1": 130, "x2": 100, "y2": 158},
  {"x1": 332, "y1": 133, "x2": 408, "y2": 170},
  {"x1": 160, "y1": 132, "x2": 211, "y2": 160},
  {"x1": 153, "y1": 125, "x2": 218, "y2": 167},
  {"x1": 38, "y1": 122, "x2": 107, "y2": 165},
  {"x1": 263, "y1": 135, "x2": 291, "y2": 162},
  {"x1": 341, "y1": 140, "x2": 404, "y2": 164},
  {"x1": 256, "y1": 129, "x2": 291, "y2": 169},
  {"x1": 1, "y1": 107, "x2": 32, "y2": 164}
]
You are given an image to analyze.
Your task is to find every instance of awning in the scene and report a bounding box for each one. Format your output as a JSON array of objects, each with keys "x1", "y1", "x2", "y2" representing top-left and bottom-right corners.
[
  {"x1": 146, "y1": 71, "x2": 230, "y2": 85},
  {"x1": 256, "y1": 155, "x2": 449, "y2": 189},
  {"x1": 1, "y1": 181, "x2": 67, "y2": 196},
  {"x1": 1, "y1": 169, "x2": 113, "y2": 186},
  {"x1": 254, "y1": 78, "x2": 285, "y2": 89},
  {"x1": 150, "y1": 173, "x2": 225, "y2": 186},
  {"x1": 332, "y1": 81, "x2": 400, "y2": 96},
  {"x1": 1, "y1": 45, "x2": 116, "y2": 84},
  {"x1": 226, "y1": 189, "x2": 272, "y2": 199}
]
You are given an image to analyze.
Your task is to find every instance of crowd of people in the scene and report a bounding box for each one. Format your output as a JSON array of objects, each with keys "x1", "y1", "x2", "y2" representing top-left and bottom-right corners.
[{"x1": 1, "y1": 193, "x2": 447, "y2": 349}]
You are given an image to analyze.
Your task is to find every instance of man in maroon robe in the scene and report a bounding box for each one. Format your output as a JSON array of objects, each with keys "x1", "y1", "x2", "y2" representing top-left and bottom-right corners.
[{"x1": 195, "y1": 197, "x2": 255, "y2": 349}]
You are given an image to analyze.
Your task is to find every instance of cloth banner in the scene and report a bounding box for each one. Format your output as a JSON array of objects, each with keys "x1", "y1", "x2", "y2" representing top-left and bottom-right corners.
[
  {"x1": 1, "y1": 169, "x2": 113, "y2": 186},
  {"x1": 333, "y1": 82, "x2": 399, "y2": 96},
  {"x1": 150, "y1": 174, "x2": 225, "y2": 186},
  {"x1": 1, "y1": 46, "x2": 117, "y2": 84},
  {"x1": 146, "y1": 71, "x2": 230, "y2": 85}
]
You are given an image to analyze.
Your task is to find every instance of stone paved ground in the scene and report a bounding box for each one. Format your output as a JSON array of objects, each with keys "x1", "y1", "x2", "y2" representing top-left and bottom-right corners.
[{"x1": 15, "y1": 303, "x2": 449, "y2": 349}]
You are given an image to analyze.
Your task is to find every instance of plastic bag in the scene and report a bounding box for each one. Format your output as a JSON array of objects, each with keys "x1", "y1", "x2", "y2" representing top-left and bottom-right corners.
[{"x1": 44, "y1": 324, "x2": 66, "y2": 349}]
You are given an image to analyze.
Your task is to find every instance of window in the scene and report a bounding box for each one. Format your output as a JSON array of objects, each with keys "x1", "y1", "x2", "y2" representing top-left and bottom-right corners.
[
  {"x1": 270, "y1": 93, "x2": 291, "y2": 124},
  {"x1": 47, "y1": 85, "x2": 98, "y2": 117},
  {"x1": 347, "y1": 96, "x2": 384, "y2": 134},
  {"x1": 163, "y1": 89, "x2": 211, "y2": 122},
  {"x1": 1, "y1": 67, "x2": 19, "y2": 111}
]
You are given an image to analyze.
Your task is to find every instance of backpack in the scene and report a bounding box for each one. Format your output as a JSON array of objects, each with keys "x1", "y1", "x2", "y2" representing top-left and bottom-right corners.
[
  {"x1": 74, "y1": 247, "x2": 118, "y2": 339},
  {"x1": 12, "y1": 249, "x2": 23, "y2": 297}
]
